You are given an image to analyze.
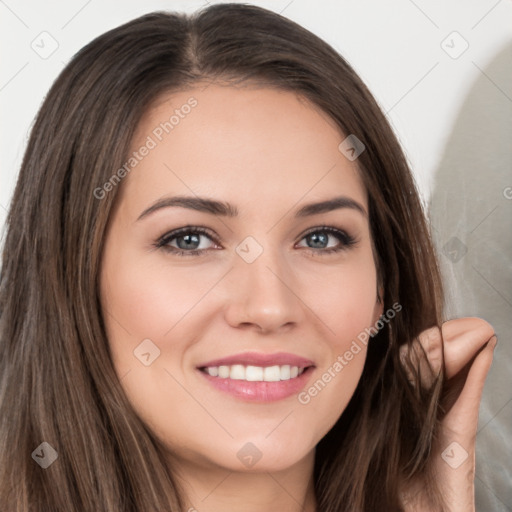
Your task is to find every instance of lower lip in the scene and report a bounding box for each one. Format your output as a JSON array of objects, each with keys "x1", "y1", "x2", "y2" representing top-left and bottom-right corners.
[{"x1": 198, "y1": 367, "x2": 315, "y2": 402}]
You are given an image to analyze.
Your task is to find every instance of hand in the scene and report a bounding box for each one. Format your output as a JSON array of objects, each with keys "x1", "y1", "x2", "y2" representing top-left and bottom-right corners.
[{"x1": 401, "y1": 317, "x2": 497, "y2": 511}]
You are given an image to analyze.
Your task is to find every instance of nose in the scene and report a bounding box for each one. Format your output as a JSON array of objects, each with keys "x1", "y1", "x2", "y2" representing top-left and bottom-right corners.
[{"x1": 223, "y1": 242, "x2": 304, "y2": 334}]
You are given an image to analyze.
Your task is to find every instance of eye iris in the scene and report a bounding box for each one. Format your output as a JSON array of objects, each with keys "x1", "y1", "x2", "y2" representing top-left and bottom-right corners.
[
  {"x1": 308, "y1": 232, "x2": 328, "y2": 249},
  {"x1": 177, "y1": 233, "x2": 200, "y2": 250},
  {"x1": 162, "y1": 228, "x2": 347, "y2": 254}
]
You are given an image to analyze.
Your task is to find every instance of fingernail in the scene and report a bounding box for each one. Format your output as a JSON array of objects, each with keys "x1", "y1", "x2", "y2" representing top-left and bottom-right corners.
[{"x1": 489, "y1": 334, "x2": 498, "y2": 349}]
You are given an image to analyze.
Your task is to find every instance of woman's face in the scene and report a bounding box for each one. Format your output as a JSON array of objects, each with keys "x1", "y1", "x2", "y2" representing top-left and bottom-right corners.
[{"x1": 99, "y1": 83, "x2": 383, "y2": 475}]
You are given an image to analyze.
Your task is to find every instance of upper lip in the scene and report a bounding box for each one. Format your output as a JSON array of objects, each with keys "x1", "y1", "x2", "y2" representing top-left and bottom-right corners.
[{"x1": 197, "y1": 351, "x2": 315, "y2": 369}]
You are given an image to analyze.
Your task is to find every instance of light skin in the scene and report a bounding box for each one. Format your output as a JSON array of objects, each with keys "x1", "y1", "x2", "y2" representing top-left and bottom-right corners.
[
  {"x1": 401, "y1": 318, "x2": 496, "y2": 512},
  {"x1": 99, "y1": 83, "x2": 496, "y2": 512},
  {"x1": 99, "y1": 83, "x2": 382, "y2": 512}
]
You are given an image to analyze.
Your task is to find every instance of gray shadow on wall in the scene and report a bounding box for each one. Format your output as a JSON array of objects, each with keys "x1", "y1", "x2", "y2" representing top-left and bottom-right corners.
[{"x1": 429, "y1": 43, "x2": 512, "y2": 512}]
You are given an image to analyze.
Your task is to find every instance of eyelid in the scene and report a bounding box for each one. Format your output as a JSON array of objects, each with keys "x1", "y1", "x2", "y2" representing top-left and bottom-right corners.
[
  {"x1": 155, "y1": 224, "x2": 358, "y2": 256},
  {"x1": 296, "y1": 225, "x2": 358, "y2": 251},
  {"x1": 155, "y1": 226, "x2": 220, "y2": 250}
]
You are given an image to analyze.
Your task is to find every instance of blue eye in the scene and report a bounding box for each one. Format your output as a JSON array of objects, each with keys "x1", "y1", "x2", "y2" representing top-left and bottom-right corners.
[
  {"x1": 155, "y1": 226, "x2": 218, "y2": 256},
  {"x1": 298, "y1": 226, "x2": 357, "y2": 254},
  {"x1": 155, "y1": 225, "x2": 357, "y2": 257}
]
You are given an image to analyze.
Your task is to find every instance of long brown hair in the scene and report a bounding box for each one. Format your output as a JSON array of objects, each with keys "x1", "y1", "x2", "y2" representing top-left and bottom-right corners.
[{"x1": 0, "y1": 4, "x2": 445, "y2": 511}]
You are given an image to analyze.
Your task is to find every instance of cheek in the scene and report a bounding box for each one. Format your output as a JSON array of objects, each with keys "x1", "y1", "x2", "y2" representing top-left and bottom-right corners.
[
  {"x1": 101, "y1": 249, "x2": 214, "y2": 337},
  {"x1": 295, "y1": 257, "x2": 380, "y2": 428},
  {"x1": 305, "y1": 252, "x2": 380, "y2": 349},
  {"x1": 99, "y1": 252, "x2": 216, "y2": 435},
  {"x1": 99, "y1": 245, "x2": 208, "y2": 375},
  {"x1": 331, "y1": 273, "x2": 379, "y2": 348}
]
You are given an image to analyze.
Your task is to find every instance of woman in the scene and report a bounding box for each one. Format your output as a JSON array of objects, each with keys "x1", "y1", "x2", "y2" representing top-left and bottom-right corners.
[{"x1": 0, "y1": 4, "x2": 496, "y2": 511}]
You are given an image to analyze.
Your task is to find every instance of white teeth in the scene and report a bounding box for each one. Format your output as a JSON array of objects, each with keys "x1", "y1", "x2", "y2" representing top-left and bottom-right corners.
[
  {"x1": 207, "y1": 366, "x2": 218, "y2": 377},
  {"x1": 263, "y1": 365, "x2": 281, "y2": 382},
  {"x1": 202, "y1": 364, "x2": 307, "y2": 382},
  {"x1": 245, "y1": 365, "x2": 264, "y2": 381},
  {"x1": 218, "y1": 365, "x2": 230, "y2": 378},
  {"x1": 280, "y1": 365, "x2": 291, "y2": 380},
  {"x1": 230, "y1": 364, "x2": 245, "y2": 380}
]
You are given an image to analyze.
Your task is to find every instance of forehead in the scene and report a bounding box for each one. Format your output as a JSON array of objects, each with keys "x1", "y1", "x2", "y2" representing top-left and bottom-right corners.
[{"x1": 121, "y1": 83, "x2": 367, "y2": 218}]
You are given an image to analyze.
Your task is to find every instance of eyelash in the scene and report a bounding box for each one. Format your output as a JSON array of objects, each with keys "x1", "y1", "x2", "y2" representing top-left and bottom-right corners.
[{"x1": 154, "y1": 225, "x2": 357, "y2": 257}]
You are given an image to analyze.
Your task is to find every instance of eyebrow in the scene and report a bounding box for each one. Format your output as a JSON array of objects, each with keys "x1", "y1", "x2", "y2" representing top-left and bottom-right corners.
[{"x1": 136, "y1": 195, "x2": 367, "y2": 221}]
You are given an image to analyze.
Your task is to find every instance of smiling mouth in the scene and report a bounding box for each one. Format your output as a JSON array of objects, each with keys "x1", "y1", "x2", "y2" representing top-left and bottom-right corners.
[{"x1": 199, "y1": 364, "x2": 312, "y2": 382}]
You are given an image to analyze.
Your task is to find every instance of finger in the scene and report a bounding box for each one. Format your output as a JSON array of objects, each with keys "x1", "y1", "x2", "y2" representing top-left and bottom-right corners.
[
  {"x1": 432, "y1": 337, "x2": 496, "y2": 512},
  {"x1": 399, "y1": 318, "x2": 496, "y2": 390},
  {"x1": 441, "y1": 334, "x2": 497, "y2": 437},
  {"x1": 442, "y1": 317, "x2": 496, "y2": 379}
]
